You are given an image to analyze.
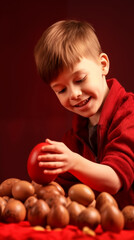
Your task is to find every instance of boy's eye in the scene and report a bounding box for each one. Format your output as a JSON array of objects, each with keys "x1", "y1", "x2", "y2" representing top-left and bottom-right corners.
[
  {"x1": 76, "y1": 79, "x2": 83, "y2": 83},
  {"x1": 75, "y1": 76, "x2": 86, "y2": 84},
  {"x1": 58, "y1": 88, "x2": 66, "y2": 94}
]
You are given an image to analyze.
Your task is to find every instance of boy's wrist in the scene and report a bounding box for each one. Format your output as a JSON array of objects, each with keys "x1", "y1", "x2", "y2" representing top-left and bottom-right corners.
[{"x1": 69, "y1": 153, "x2": 83, "y2": 173}]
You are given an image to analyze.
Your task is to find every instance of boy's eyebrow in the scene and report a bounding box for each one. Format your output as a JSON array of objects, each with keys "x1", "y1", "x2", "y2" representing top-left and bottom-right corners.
[
  {"x1": 73, "y1": 70, "x2": 86, "y2": 78},
  {"x1": 51, "y1": 83, "x2": 59, "y2": 88},
  {"x1": 51, "y1": 82, "x2": 64, "y2": 89}
]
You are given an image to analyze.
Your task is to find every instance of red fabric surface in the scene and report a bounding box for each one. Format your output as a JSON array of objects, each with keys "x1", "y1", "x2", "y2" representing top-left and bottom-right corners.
[{"x1": 0, "y1": 222, "x2": 134, "y2": 240}]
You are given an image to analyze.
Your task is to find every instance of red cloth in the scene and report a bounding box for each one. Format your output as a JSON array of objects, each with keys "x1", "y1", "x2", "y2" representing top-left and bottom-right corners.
[
  {"x1": 0, "y1": 222, "x2": 134, "y2": 240},
  {"x1": 56, "y1": 78, "x2": 134, "y2": 209}
]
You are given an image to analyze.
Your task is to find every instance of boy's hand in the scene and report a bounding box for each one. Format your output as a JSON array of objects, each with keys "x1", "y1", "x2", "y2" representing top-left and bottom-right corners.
[{"x1": 37, "y1": 138, "x2": 78, "y2": 175}]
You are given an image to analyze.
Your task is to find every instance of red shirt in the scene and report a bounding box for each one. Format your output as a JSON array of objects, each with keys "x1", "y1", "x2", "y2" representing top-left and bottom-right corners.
[{"x1": 56, "y1": 79, "x2": 134, "y2": 209}]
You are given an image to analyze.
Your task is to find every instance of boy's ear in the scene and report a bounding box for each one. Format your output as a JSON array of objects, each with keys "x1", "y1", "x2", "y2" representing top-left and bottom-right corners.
[{"x1": 100, "y1": 53, "x2": 109, "y2": 76}]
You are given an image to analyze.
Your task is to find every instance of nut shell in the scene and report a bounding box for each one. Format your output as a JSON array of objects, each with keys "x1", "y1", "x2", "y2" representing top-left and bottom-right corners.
[
  {"x1": 3, "y1": 199, "x2": 26, "y2": 223},
  {"x1": 96, "y1": 192, "x2": 118, "y2": 212},
  {"x1": 77, "y1": 207, "x2": 101, "y2": 230},
  {"x1": 27, "y1": 199, "x2": 50, "y2": 226},
  {"x1": 47, "y1": 204, "x2": 69, "y2": 228},
  {"x1": 36, "y1": 185, "x2": 60, "y2": 200},
  {"x1": 101, "y1": 204, "x2": 124, "y2": 232},
  {"x1": 24, "y1": 196, "x2": 38, "y2": 211},
  {"x1": 0, "y1": 197, "x2": 7, "y2": 213},
  {"x1": 12, "y1": 180, "x2": 35, "y2": 201},
  {"x1": 67, "y1": 201, "x2": 85, "y2": 226},
  {"x1": 46, "y1": 194, "x2": 67, "y2": 208},
  {"x1": 0, "y1": 178, "x2": 19, "y2": 197},
  {"x1": 48, "y1": 181, "x2": 65, "y2": 196},
  {"x1": 68, "y1": 184, "x2": 95, "y2": 206},
  {"x1": 122, "y1": 205, "x2": 134, "y2": 229}
]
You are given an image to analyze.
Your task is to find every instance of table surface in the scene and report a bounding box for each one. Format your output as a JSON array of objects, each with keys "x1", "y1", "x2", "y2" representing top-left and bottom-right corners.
[{"x1": 0, "y1": 221, "x2": 134, "y2": 240}]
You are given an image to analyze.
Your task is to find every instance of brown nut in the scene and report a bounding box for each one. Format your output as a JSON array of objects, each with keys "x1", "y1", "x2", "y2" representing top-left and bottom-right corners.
[
  {"x1": 47, "y1": 204, "x2": 69, "y2": 228},
  {"x1": 122, "y1": 205, "x2": 134, "y2": 230},
  {"x1": 3, "y1": 199, "x2": 26, "y2": 223},
  {"x1": 0, "y1": 178, "x2": 19, "y2": 197},
  {"x1": 101, "y1": 204, "x2": 124, "y2": 232},
  {"x1": 77, "y1": 207, "x2": 101, "y2": 230},
  {"x1": 12, "y1": 180, "x2": 35, "y2": 201},
  {"x1": 27, "y1": 199, "x2": 50, "y2": 226},
  {"x1": 67, "y1": 201, "x2": 85, "y2": 226},
  {"x1": 68, "y1": 184, "x2": 95, "y2": 206},
  {"x1": 96, "y1": 192, "x2": 118, "y2": 212}
]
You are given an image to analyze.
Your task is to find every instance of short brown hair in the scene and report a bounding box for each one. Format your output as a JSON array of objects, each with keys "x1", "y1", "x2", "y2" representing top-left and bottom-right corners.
[{"x1": 34, "y1": 20, "x2": 102, "y2": 84}]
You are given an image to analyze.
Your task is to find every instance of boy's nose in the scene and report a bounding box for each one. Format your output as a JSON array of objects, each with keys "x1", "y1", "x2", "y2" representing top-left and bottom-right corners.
[{"x1": 70, "y1": 88, "x2": 82, "y2": 100}]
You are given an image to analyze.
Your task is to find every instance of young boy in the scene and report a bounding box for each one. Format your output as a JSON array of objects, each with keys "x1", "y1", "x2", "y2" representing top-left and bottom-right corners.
[{"x1": 34, "y1": 20, "x2": 134, "y2": 209}]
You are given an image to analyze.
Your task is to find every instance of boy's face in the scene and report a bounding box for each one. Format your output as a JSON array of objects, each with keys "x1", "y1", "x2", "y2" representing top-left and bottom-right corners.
[{"x1": 50, "y1": 54, "x2": 109, "y2": 123}]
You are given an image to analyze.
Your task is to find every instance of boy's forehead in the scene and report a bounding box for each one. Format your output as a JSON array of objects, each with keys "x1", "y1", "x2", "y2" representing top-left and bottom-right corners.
[
  {"x1": 59, "y1": 57, "x2": 93, "y2": 76},
  {"x1": 71, "y1": 56, "x2": 99, "y2": 72}
]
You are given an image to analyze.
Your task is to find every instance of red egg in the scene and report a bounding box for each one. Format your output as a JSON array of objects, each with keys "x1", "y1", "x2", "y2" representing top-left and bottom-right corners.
[{"x1": 27, "y1": 142, "x2": 58, "y2": 185}]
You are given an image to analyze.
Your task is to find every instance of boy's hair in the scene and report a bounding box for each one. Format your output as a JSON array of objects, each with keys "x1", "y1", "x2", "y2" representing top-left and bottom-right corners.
[{"x1": 34, "y1": 20, "x2": 102, "y2": 84}]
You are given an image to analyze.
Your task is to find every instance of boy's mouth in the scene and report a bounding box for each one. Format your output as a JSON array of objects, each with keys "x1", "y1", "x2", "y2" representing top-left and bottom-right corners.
[{"x1": 74, "y1": 97, "x2": 91, "y2": 108}]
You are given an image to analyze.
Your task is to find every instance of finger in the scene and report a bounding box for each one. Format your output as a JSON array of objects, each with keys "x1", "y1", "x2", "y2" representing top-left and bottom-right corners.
[
  {"x1": 45, "y1": 138, "x2": 59, "y2": 145},
  {"x1": 39, "y1": 161, "x2": 64, "y2": 169},
  {"x1": 45, "y1": 139, "x2": 65, "y2": 148},
  {"x1": 41, "y1": 144, "x2": 62, "y2": 154},
  {"x1": 37, "y1": 154, "x2": 63, "y2": 161},
  {"x1": 43, "y1": 167, "x2": 65, "y2": 175}
]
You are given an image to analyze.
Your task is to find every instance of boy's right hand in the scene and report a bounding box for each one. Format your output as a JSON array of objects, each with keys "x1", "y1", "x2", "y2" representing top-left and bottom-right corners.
[{"x1": 37, "y1": 138, "x2": 79, "y2": 175}]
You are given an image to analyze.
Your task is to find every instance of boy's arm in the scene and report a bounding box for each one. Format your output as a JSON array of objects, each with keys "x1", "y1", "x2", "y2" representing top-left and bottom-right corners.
[
  {"x1": 38, "y1": 139, "x2": 122, "y2": 195},
  {"x1": 69, "y1": 153, "x2": 122, "y2": 194}
]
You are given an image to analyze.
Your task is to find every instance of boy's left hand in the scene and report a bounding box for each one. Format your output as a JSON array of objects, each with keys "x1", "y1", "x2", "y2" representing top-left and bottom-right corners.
[{"x1": 37, "y1": 138, "x2": 78, "y2": 175}]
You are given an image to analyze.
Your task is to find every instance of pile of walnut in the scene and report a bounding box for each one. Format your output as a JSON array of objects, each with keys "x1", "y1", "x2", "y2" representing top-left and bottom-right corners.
[{"x1": 0, "y1": 178, "x2": 134, "y2": 233}]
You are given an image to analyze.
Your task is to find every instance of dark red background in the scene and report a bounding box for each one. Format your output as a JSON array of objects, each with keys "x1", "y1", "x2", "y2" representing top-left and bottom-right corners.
[{"x1": 1, "y1": 0, "x2": 134, "y2": 182}]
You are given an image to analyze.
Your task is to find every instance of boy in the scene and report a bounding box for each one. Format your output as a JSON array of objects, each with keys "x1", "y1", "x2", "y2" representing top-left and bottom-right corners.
[{"x1": 34, "y1": 20, "x2": 134, "y2": 209}]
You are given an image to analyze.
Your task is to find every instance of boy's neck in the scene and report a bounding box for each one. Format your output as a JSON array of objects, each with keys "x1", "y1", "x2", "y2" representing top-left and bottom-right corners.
[{"x1": 89, "y1": 113, "x2": 100, "y2": 126}]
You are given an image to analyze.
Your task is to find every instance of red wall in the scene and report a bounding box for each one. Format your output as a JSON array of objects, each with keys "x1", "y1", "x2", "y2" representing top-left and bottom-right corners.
[{"x1": 1, "y1": 0, "x2": 134, "y2": 182}]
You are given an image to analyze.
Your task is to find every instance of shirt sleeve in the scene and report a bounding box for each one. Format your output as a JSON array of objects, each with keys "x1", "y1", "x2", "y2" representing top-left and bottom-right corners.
[{"x1": 101, "y1": 107, "x2": 134, "y2": 191}]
